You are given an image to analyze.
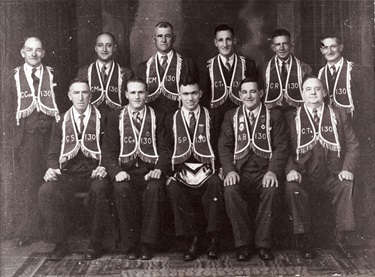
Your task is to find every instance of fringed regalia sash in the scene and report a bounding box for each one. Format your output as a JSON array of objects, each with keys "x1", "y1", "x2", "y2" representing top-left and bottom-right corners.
[
  {"x1": 15, "y1": 65, "x2": 59, "y2": 125},
  {"x1": 172, "y1": 107, "x2": 215, "y2": 170},
  {"x1": 87, "y1": 61, "x2": 123, "y2": 109},
  {"x1": 318, "y1": 59, "x2": 354, "y2": 113},
  {"x1": 119, "y1": 106, "x2": 158, "y2": 165},
  {"x1": 208, "y1": 54, "x2": 245, "y2": 108},
  {"x1": 233, "y1": 104, "x2": 272, "y2": 162},
  {"x1": 145, "y1": 51, "x2": 182, "y2": 102},
  {"x1": 59, "y1": 105, "x2": 101, "y2": 167},
  {"x1": 264, "y1": 55, "x2": 303, "y2": 109},
  {"x1": 295, "y1": 104, "x2": 341, "y2": 160}
]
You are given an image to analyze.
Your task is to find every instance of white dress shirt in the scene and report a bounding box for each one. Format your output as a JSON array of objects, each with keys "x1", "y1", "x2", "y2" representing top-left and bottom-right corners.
[
  {"x1": 23, "y1": 63, "x2": 42, "y2": 94},
  {"x1": 72, "y1": 105, "x2": 91, "y2": 133}
]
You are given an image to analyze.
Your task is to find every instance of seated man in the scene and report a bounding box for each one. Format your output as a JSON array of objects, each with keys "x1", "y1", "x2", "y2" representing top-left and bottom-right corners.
[
  {"x1": 218, "y1": 77, "x2": 289, "y2": 261},
  {"x1": 285, "y1": 77, "x2": 359, "y2": 259},
  {"x1": 101, "y1": 77, "x2": 169, "y2": 260},
  {"x1": 165, "y1": 76, "x2": 225, "y2": 261},
  {"x1": 38, "y1": 78, "x2": 111, "y2": 261}
]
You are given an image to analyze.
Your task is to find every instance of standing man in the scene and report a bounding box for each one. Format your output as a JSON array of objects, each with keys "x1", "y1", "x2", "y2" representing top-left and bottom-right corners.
[
  {"x1": 165, "y1": 76, "x2": 225, "y2": 261},
  {"x1": 77, "y1": 32, "x2": 133, "y2": 128},
  {"x1": 102, "y1": 77, "x2": 169, "y2": 260},
  {"x1": 205, "y1": 24, "x2": 257, "y2": 128},
  {"x1": 259, "y1": 29, "x2": 312, "y2": 113},
  {"x1": 4, "y1": 37, "x2": 60, "y2": 247},
  {"x1": 219, "y1": 77, "x2": 289, "y2": 261},
  {"x1": 38, "y1": 78, "x2": 111, "y2": 261},
  {"x1": 285, "y1": 77, "x2": 359, "y2": 259},
  {"x1": 137, "y1": 22, "x2": 199, "y2": 115}
]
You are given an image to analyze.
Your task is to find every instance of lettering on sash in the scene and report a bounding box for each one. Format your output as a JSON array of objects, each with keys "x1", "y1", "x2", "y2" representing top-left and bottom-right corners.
[
  {"x1": 20, "y1": 91, "x2": 33, "y2": 98},
  {"x1": 177, "y1": 136, "x2": 188, "y2": 144},
  {"x1": 123, "y1": 136, "x2": 136, "y2": 143},
  {"x1": 149, "y1": 76, "x2": 157, "y2": 83},
  {"x1": 287, "y1": 83, "x2": 299, "y2": 90},
  {"x1": 214, "y1": 80, "x2": 224, "y2": 88},
  {"x1": 91, "y1": 85, "x2": 101, "y2": 92},
  {"x1": 269, "y1": 82, "x2": 279, "y2": 89}
]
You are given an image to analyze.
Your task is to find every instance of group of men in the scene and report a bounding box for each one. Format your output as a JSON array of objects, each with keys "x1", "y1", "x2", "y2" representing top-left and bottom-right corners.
[{"x1": 5, "y1": 21, "x2": 359, "y2": 263}]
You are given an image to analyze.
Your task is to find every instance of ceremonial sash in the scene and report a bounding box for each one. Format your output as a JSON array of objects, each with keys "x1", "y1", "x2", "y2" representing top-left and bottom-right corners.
[
  {"x1": 295, "y1": 104, "x2": 340, "y2": 160},
  {"x1": 87, "y1": 61, "x2": 123, "y2": 109},
  {"x1": 208, "y1": 54, "x2": 245, "y2": 108},
  {"x1": 233, "y1": 104, "x2": 272, "y2": 161},
  {"x1": 119, "y1": 106, "x2": 158, "y2": 164},
  {"x1": 318, "y1": 59, "x2": 354, "y2": 113},
  {"x1": 264, "y1": 55, "x2": 303, "y2": 108},
  {"x1": 59, "y1": 105, "x2": 101, "y2": 167},
  {"x1": 145, "y1": 51, "x2": 182, "y2": 102},
  {"x1": 172, "y1": 107, "x2": 215, "y2": 170},
  {"x1": 14, "y1": 65, "x2": 59, "y2": 125}
]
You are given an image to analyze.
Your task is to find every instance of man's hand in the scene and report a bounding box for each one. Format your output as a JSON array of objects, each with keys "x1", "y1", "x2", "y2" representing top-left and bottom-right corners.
[
  {"x1": 262, "y1": 171, "x2": 278, "y2": 188},
  {"x1": 115, "y1": 171, "x2": 130, "y2": 182},
  {"x1": 224, "y1": 171, "x2": 240, "y2": 187},
  {"x1": 144, "y1": 169, "x2": 162, "y2": 181},
  {"x1": 286, "y1": 170, "x2": 302, "y2": 183},
  {"x1": 44, "y1": 168, "x2": 62, "y2": 182},
  {"x1": 91, "y1": 166, "x2": 107, "y2": 179},
  {"x1": 338, "y1": 170, "x2": 354, "y2": 181}
]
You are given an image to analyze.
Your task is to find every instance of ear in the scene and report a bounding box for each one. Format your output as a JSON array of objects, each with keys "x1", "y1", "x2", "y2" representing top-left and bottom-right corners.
[
  {"x1": 41, "y1": 49, "x2": 45, "y2": 59},
  {"x1": 259, "y1": 89, "x2": 264, "y2": 99},
  {"x1": 233, "y1": 36, "x2": 237, "y2": 45},
  {"x1": 152, "y1": 35, "x2": 156, "y2": 45},
  {"x1": 172, "y1": 34, "x2": 176, "y2": 44},
  {"x1": 198, "y1": 89, "x2": 203, "y2": 98},
  {"x1": 20, "y1": 49, "x2": 25, "y2": 58},
  {"x1": 271, "y1": 43, "x2": 276, "y2": 53},
  {"x1": 214, "y1": 38, "x2": 218, "y2": 47},
  {"x1": 125, "y1": 91, "x2": 129, "y2": 100},
  {"x1": 339, "y1": 44, "x2": 344, "y2": 52}
]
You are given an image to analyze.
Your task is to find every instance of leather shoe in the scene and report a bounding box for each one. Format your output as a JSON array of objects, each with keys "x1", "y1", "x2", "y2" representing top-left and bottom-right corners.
[
  {"x1": 258, "y1": 247, "x2": 274, "y2": 260},
  {"x1": 183, "y1": 236, "x2": 199, "y2": 261},
  {"x1": 236, "y1": 245, "x2": 250, "y2": 261},
  {"x1": 207, "y1": 233, "x2": 220, "y2": 259},
  {"x1": 84, "y1": 242, "x2": 103, "y2": 260},
  {"x1": 127, "y1": 246, "x2": 139, "y2": 260},
  {"x1": 336, "y1": 242, "x2": 355, "y2": 259},
  {"x1": 140, "y1": 244, "x2": 153, "y2": 260},
  {"x1": 50, "y1": 242, "x2": 69, "y2": 261}
]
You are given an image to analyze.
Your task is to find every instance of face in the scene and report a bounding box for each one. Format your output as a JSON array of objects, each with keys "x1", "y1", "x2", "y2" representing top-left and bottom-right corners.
[
  {"x1": 21, "y1": 37, "x2": 45, "y2": 67},
  {"x1": 239, "y1": 81, "x2": 263, "y2": 110},
  {"x1": 271, "y1": 35, "x2": 292, "y2": 60},
  {"x1": 320, "y1": 37, "x2": 343, "y2": 64},
  {"x1": 68, "y1": 82, "x2": 92, "y2": 114},
  {"x1": 301, "y1": 78, "x2": 326, "y2": 107},
  {"x1": 179, "y1": 83, "x2": 202, "y2": 111},
  {"x1": 214, "y1": 30, "x2": 236, "y2": 58},
  {"x1": 126, "y1": 82, "x2": 148, "y2": 112},
  {"x1": 95, "y1": 34, "x2": 116, "y2": 63},
  {"x1": 153, "y1": 26, "x2": 175, "y2": 54}
]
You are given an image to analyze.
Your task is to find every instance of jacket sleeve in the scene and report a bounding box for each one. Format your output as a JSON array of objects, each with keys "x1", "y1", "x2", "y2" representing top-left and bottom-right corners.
[
  {"x1": 245, "y1": 58, "x2": 258, "y2": 79},
  {"x1": 155, "y1": 111, "x2": 172, "y2": 174},
  {"x1": 46, "y1": 118, "x2": 63, "y2": 169},
  {"x1": 120, "y1": 66, "x2": 134, "y2": 107},
  {"x1": 218, "y1": 110, "x2": 236, "y2": 176},
  {"x1": 163, "y1": 113, "x2": 175, "y2": 175}
]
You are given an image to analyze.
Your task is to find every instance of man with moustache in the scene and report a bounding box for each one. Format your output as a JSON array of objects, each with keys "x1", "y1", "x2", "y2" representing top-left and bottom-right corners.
[
  {"x1": 137, "y1": 22, "x2": 199, "y2": 115},
  {"x1": 259, "y1": 29, "x2": 312, "y2": 113},
  {"x1": 4, "y1": 37, "x2": 60, "y2": 247},
  {"x1": 102, "y1": 77, "x2": 169, "y2": 260},
  {"x1": 77, "y1": 32, "x2": 133, "y2": 128},
  {"x1": 165, "y1": 76, "x2": 225, "y2": 261},
  {"x1": 285, "y1": 77, "x2": 359, "y2": 259},
  {"x1": 38, "y1": 78, "x2": 110, "y2": 261},
  {"x1": 219, "y1": 77, "x2": 289, "y2": 261}
]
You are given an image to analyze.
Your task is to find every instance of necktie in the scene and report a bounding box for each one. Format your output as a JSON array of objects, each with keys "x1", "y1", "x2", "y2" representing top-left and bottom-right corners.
[
  {"x1": 330, "y1": 65, "x2": 337, "y2": 80},
  {"x1": 101, "y1": 65, "x2": 107, "y2": 82},
  {"x1": 249, "y1": 111, "x2": 255, "y2": 126},
  {"x1": 31, "y1": 68, "x2": 40, "y2": 95},
  {"x1": 133, "y1": 112, "x2": 142, "y2": 132},
  {"x1": 189, "y1": 112, "x2": 196, "y2": 135},
  {"x1": 312, "y1": 108, "x2": 319, "y2": 126},
  {"x1": 79, "y1": 114, "x2": 85, "y2": 133},
  {"x1": 160, "y1": 55, "x2": 168, "y2": 70},
  {"x1": 281, "y1": 61, "x2": 287, "y2": 87},
  {"x1": 225, "y1": 58, "x2": 231, "y2": 71}
]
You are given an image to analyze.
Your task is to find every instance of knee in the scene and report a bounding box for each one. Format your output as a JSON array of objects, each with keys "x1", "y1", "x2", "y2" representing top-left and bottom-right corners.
[
  {"x1": 261, "y1": 186, "x2": 279, "y2": 198},
  {"x1": 338, "y1": 180, "x2": 353, "y2": 194},
  {"x1": 285, "y1": 181, "x2": 302, "y2": 195},
  {"x1": 113, "y1": 181, "x2": 131, "y2": 198},
  {"x1": 38, "y1": 181, "x2": 57, "y2": 200},
  {"x1": 146, "y1": 180, "x2": 164, "y2": 194},
  {"x1": 224, "y1": 183, "x2": 240, "y2": 199}
]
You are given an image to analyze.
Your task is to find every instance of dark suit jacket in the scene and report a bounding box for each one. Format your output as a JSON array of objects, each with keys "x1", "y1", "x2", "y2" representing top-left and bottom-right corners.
[
  {"x1": 101, "y1": 107, "x2": 170, "y2": 180},
  {"x1": 218, "y1": 105, "x2": 289, "y2": 178},
  {"x1": 136, "y1": 52, "x2": 199, "y2": 115},
  {"x1": 285, "y1": 106, "x2": 359, "y2": 175}
]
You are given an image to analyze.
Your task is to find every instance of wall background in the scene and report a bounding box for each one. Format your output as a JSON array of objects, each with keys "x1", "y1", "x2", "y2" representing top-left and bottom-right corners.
[{"x1": 1, "y1": 0, "x2": 374, "y2": 246}]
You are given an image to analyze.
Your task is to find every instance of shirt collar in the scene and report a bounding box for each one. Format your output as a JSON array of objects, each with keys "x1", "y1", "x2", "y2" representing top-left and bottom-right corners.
[
  {"x1": 157, "y1": 50, "x2": 173, "y2": 62},
  {"x1": 128, "y1": 106, "x2": 145, "y2": 118},
  {"x1": 96, "y1": 60, "x2": 112, "y2": 71},
  {"x1": 277, "y1": 56, "x2": 291, "y2": 66},
  {"x1": 24, "y1": 63, "x2": 42, "y2": 76},
  {"x1": 219, "y1": 53, "x2": 234, "y2": 64},
  {"x1": 181, "y1": 105, "x2": 200, "y2": 120},
  {"x1": 329, "y1": 57, "x2": 343, "y2": 69},
  {"x1": 72, "y1": 104, "x2": 91, "y2": 122},
  {"x1": 245, "y1": 104, "x2": 260, "y2": 118},
  {"x1": 306, "y1": 104, "x2": 323, "y2": 116}
]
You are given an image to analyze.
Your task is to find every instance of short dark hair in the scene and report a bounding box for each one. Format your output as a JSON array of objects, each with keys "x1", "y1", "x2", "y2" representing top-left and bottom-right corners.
[
  {"x1": 69, "y1": 77, "x2": 90, "y2": 90},
  {"x1": 320, "y1": 32, "x2": 342, "y2": 45},
  {"x1": 22, "y1": 37, "x2": 43, "y2": 49},
  {"x1": 214, "y1": 24, "x2": 235, "y2": 37},
  {"x1": 179, "y1": 75, "x2": 199, "y2": 88},
  {"x1": 95, "y1": 32, "x2": 116, "y2": 44},
  {"x1": 239, "y1": 76, "x2": 260, "y2": 90},
  {"x1": 155, "y1": 21, "x2": 174, "y2": 33},
  {"x1": 126, "y1": 76, "x2": 148, "y2": 91},
  {"x1": 271, "y1": 29, "x2": 291, "y2": 39}
]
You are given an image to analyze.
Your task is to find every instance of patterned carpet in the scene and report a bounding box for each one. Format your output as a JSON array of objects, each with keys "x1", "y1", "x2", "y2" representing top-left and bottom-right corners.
[{"x1": 12, "y1": 248, "x2": 375, "y2": 277}]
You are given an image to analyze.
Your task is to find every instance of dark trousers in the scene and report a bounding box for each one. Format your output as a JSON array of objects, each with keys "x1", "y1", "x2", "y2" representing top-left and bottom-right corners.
[
  {"x1": 14, "y1": 128, "x2": 50, "y2": 241},
  {"x1": 38, "y1": 172, "x2": 111, "y2": 243},
  {"x1": 113, "y1": 166, "x2": 166, "y2": 251},
  {"x1": 167, "y1": 174, "x2": 224, "y2": 237},
  {"x1": 224, "y1": 170, "x2": 280, "y2": 248},
  {"x1": 285, "y1": 172, "x2": 355, "y2": 235}
]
